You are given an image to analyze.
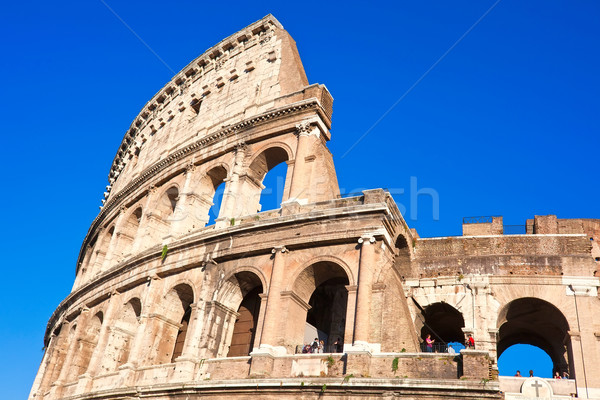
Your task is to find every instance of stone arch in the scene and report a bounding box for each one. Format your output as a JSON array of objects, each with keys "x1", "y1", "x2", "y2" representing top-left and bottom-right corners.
[
  {"x1": 497, "y1": 297, "x2": 572, "y2": 377},
  {"x1": 151, "y1": 283, "x2": 194, "y2": 364},
  {"x1": 212, "y1": 270, "x2": 265, "y2": 358},
  {"x1": 289, "y1": 256, "x2": 356, "y2": 294},
  {"x1": 67, "y1": 311, "x2": 103, "y2": 382},
  {"x1": 415, "y1": 301, "x2": 465, "y2": 352},
  {"x1": 114, "y1": 206, "x2": 143, "y2": 259},
  {"x1": 192, "y1": 164, "x2": 229, "y2": 226},
  {"x1": 289, "y1": 261, "x2": 350, "y2": 352},
  {"x1": 237, "y1": 144, "x2": 292, "y2": 216},
  {"x1": 92, "y1": 226, "x2": 115, "y2": 274},
  {"x1": 147, "y1": 185, "x2": 180, "y2": 243},
  {"x1": 99, "y1": 298, "x2": 142, "y2": 374}
]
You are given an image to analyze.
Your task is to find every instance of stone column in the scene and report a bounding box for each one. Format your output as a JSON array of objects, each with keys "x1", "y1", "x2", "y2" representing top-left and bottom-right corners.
[
  {"x1": 258, "y1": 246, "x2": 287, "y2": 353},
  {"x1": 121, "y1": 275, "x2": 161, "y2": 376},
  {"x1": 53, "y1": 309, "x2": 90, "y2": 397},
  {"x1": 287, "y1": 121, "x2": 320, "y2": 204},
  {"x1": 216, "y1": 143, "x2": 246, "y2": 228},
  {"x1": 84, "y1": 291, "x2": 121, "y2": 378},
  {"x1": 353, "y1": 236, "x2": 376, "y2": 347}
]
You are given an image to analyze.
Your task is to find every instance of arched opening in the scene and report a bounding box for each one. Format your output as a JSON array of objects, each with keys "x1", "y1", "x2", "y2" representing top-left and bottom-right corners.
[
  {"x1": 171, "y1": 307, "x2": 191, "y2": 361},
  {"x1": 149, "y1": 186, "x2": 179, "y2": 242},
  {"x1": 292, "y1": 262, "x2": 350, "y2": 353},
  {"x1": 223, "y1": 271, "x2": 263, "y2": 357},
  {"x1": 68, "y1": 312, "x2": 103, "y2": 382},
  {"x1": 160, "y1": 284, "x2": 193, "y2": 363},
  {"x1": 417, "y1": 302, "x2": 465, "y2": 352},
  {"x1": 196, "y1": 166, "x2": 227, "y2": 226},
  {"x1": 498, "y1": 344, "x2": 554, "y2": 378},
  {"x1": 114, "y1": 208, "x2": 142, "y2": 260},
  {"x1": 259, "y1": 161, "x2": 287, "y2": 212},
  {"x1": 239, "y1": 146, "x2": 290, "y2": 215},
  {"x1": 100, "y1": 298, "x2": 141, "y2": 373},
  {"x1": 40, "y1": 324, "x2": 72, "y2": 390},
  {"x1": 497, "y1": 297, "x2": 571, "y2": 378}
]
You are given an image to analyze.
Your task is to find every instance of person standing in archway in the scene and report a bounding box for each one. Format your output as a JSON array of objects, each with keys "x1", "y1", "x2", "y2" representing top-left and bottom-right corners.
[{"x1": 425, "y1": 334, "x2": 434, "y2": 352}]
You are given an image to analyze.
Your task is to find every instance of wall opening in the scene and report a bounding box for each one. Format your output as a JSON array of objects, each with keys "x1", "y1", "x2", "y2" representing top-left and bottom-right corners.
[
  {"x1": 245, "y1": 146, "x2": 289, "y2": 214},
  {"x1": 497, "y1": 297, "x2": 572, "y2": 378},
  {"x1": 222, "y1": 271, "x2": 263, "y2": 357},
  {"x1": 162, "y1": 284, "x2": 194, "y2": 363},
  {"x1": 498, "y1": 343, "x2": 554, "y2": 378},
  {"x1": 227, "y1": 286, "x2": 262, "y2": 357},
  {"x1": 418, "y1": 302, "x2": 465, "y2": 352},
  {"x1": 293, "y1": 261, "x2": 349, "y2": 353}
]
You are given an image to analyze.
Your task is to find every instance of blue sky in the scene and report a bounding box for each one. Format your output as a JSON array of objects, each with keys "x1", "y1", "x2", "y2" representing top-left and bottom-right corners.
[{"x1": 1, "y1": 1, "x2": 599, "y2": 397}]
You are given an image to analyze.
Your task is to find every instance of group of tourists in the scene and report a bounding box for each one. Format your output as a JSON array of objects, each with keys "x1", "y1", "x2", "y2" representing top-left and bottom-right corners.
[
  {"x1": 514, "y1": 370, "x2": 569, "y2": 379},
  {"x1": 301, "y1": 337, "x2": 344, "y2": 353},
  {"x1": 424, "y1": 333, "x2": 475, "y2": 353}
]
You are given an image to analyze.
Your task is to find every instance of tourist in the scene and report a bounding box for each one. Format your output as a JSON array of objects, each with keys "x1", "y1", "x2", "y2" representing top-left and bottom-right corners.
[
  {"x1": 425, "y1": 334, "x2": 434, "y2": 352},
  {"x1": 311, "y1": 338, "x2": 319, "y2": 353},
  {"x1": 529, "y1": 370, "x2": 534, "y2": 377},
  {"x1": 318, "y1": 340, "x2": 324, "y2": 353},
  {"x1": 466, "y1": 334, "x2": 475, "y2": 349},
  {"x1": 334, "y1": 337, "x2": 343, "y2": 353},
  {"x1": 515, "y1": 370, "x2": 521, "y2": 377},
  {"x1": 562, "y1": 372, "x2": 569, "y2": 379},
  {"x1": 554, "y1": 371, "x2": 561, "y2": 379}
]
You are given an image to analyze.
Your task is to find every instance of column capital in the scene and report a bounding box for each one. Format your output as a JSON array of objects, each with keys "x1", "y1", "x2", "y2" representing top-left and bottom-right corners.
[
  {"x1": 295, "y1": 120, "x2": 320, "y2": 137},
  {"x1": 358, "y1": 236, "x2": 376, "y2": 245}
]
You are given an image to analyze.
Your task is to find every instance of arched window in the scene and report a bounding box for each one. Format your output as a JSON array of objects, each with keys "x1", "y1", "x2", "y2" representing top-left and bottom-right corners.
[
  {"x1": 158, "y1": 284, "x2": 194, "y2": 364},
  {"x1": 171, "y1": 306, "x2": 191, "y2": 361},
  {"x1": 225, "y1": 272, "x2": 263, "y2": 357},
  {"x1": 292, "y1": 262, "x2": 350, "y2": 353},
  {"x1": 497, "y1": 297, "x2": 571, "y2": 378},
  {"x1": 67, "y1": 312, "x2": 103, "y2": 382},
  {"x1": 100, "y1": 298, "x2": 141, "y2": 373},
  {"x1": 239, "y1": 147, "x2": 290, "y2": 216},
  {"x1": 195, "y1": 166, "x2": 227, "y2": 226},
  {"x1": 416, "y1": 302, "x2": 465, "y2": 352}
]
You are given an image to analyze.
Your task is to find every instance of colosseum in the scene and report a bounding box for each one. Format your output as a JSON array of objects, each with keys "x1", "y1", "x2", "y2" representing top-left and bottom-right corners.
[{"x1": 30, "y1": 15, "x2": 600, "y2": 400}]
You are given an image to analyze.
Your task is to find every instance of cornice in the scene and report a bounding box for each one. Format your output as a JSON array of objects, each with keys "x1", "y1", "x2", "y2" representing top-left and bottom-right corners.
[
  {"x1": 106, "y1": 15, "x2": 282, "y2": 203},
  {"x1": 76, "y1": 98, "x2": 328, "y2": 273}
]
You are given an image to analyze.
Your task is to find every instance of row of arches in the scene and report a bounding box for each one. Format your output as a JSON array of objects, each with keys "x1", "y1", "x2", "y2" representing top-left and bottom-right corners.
[
  {"x1": 416, "y1": 298, "x2": 573, "y2": 378},
  {"x1": 42, "y1": 260, "x2": 353, "y2": 392},
  {"x1": 79, "y1": 145, "x2": 293, "y2": 283}
]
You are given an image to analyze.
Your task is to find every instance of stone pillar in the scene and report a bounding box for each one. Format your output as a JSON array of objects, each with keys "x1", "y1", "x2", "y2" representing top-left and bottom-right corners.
[
  {"x1": 353, "y1": 235, "x2": 376, "y2": 348},
  {"x1": 53, "y1": 309, "x2": 91, "y2": 397},
  {"x1": 84, "y1": 292, "x2": 121, "y2": 378},
  {"x1": 343, "y1": 285, "x2": 358, "y2": 351},
  {"x1": 170, "y1": 163, "x2": 209, "y2": 237},
  {"x1": 258, "y1": 246, "x2": 287, "y2": 354},
  {"x1": 216, "y1": 143, "x2": 246, "y2": 228},
  {"x1": 287, "y1": 121, "x2": 320, "y2": 204},
  {"x1": 122, "y1": 276, "x2": 161, "y2": 373}
]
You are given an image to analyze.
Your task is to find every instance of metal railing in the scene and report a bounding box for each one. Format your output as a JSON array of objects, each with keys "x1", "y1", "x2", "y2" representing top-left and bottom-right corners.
[{"x1": 463, "y1": 216, "x2": 498, "y2": 224}]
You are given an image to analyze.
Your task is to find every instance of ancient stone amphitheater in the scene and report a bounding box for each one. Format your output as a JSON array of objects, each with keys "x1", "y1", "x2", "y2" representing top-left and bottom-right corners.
[{"x1": 30, "y1": 15, "x2": 600, "y2": 400}]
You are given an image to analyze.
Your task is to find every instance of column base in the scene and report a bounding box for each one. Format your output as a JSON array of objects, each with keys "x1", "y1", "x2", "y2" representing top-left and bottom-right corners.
[{"x1": 346, "y1": 341, "x2": 381, "y2": 354}]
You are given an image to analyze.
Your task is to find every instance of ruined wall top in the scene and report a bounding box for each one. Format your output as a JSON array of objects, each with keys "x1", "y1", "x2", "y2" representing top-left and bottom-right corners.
[{"x1": 103, "y1": 14, "x2": 321, "y2": 203}]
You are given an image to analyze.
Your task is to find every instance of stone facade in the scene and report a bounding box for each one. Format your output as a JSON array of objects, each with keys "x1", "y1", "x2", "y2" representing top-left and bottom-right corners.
[{"x1": 30, "y1": 15, "x2": 600, "y2": 400}]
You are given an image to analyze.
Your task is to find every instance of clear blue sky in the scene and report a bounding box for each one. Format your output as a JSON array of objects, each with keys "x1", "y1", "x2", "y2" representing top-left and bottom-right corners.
[{"x1": 1, "y1": 1, "x2": 599, "y2": 397}]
